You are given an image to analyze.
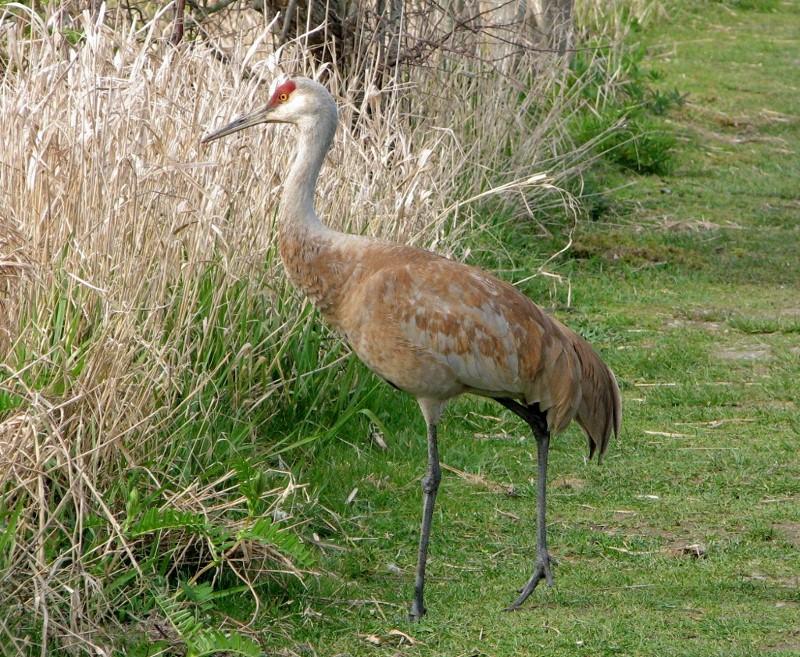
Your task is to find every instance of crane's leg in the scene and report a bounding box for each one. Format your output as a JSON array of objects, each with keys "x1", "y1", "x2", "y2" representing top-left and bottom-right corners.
[
  {"x1": 409, "y1": 399, "x2": 444, "y2": 621},
  {"x1": 506, "y1": 428, "x2": 554, "y2": 610}
]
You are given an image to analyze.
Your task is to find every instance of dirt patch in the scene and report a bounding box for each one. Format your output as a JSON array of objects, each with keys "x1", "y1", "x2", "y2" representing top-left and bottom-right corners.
[
  {"x1": 441, "y1": 463, "x2": 516, "y2": 496},
  {"x1": 588, "y1": 523, "x2": 623, "y2": 536},
  {"x1": 766, "y1": 630, "x2": 800, "y2": 653},
  {"x1": 571, "y1": 233, "x2": 699, "y2": 267},
  {"x1": 749, "y1": 400, "x2": 797, "y2": 411},
  {"x1": 687, "y1": 103, "x2": 797, "y2": 131},
  {"x1": 689, "y1": 122, "x2": 791, "y2": 150},
  {"x1": 652, "y1": 216, "x2": 734, "y2": 232},
  {"x1": 666, "y1": 541, "x2": 707, "y2": 559},
  {"x1": 684, "y1": 308, "x2": 728, "y2": 322},
  {"x1": 665, "y1": 318, "x2": 725, "y2": 332},
  {"x1": 768, "y1": 641, "x2": 800, "y2": 653},
  {"x1": 626, "y1": 524, "x2": 683, "y2": 541},
  {"x1": 587, "y1": 524, "x2": 709, "y2": 558},
  {"x1": 747, "y1": 572, "x2": 800, "y2": 589},
  {"x1": 552, "y1": 476, "x2": 586, "y2": 491},
  {"x1": 713, "y1": 346, "x2": 771, "y2": 361},
  {"x1": 773, "y1": 522, "x2": 800, "y2": 548},
  {"x1": 583, "y1": 522, "x2": 714, "y2": 558},
  {"x1": 574, "y1": 243, "x2": 683, "y2": 266},
  {"x1": 137, "y1": 612, "x2": 181, "y2": 645}
]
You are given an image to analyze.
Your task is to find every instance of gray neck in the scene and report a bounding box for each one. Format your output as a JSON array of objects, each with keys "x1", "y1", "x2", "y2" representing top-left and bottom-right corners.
[{"x1": 279, "y1": 110, "x2": 338, "y2": 233}]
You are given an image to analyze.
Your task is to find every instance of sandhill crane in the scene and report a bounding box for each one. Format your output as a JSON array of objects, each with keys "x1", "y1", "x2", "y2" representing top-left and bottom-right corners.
[{"x1": 202, "y1": 77, "x2": 622, "y2": 620}]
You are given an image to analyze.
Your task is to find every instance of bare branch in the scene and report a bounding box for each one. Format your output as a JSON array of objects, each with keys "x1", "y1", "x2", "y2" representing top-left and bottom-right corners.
[
  {"x1": 171, "y1": 0, "x2": 186, "y2": 45},
  {"x1": 279, "y1": 0, "x2": 299, "y2": 44}
]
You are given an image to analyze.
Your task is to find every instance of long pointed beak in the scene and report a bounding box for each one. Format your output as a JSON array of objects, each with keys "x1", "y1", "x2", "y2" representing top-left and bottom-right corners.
[{"x1": 200, "y1": 106, "x2": 274, "y2": 144}]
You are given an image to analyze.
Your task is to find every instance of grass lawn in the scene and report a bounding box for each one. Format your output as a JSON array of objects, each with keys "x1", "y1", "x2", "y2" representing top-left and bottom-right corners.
[{"x1": 227, "y1": 2, "x2": 800, "y2": 655}]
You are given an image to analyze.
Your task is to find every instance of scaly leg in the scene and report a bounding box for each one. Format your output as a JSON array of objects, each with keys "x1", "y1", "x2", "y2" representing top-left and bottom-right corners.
[
  {"x1": 506, "y1": 430, "x2": 554, "y2": 610},
  {"x1": 409, "y1": 420, "x2": 441, "y2": 621}
]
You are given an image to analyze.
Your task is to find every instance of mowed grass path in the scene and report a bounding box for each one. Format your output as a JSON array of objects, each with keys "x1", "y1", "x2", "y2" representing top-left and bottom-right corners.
[{"x1": 249, "y1": 3, "x2": 800, "y2": 655}]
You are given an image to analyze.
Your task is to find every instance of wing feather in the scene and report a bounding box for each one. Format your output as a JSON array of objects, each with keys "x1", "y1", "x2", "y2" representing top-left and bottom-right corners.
[{"x1": 335, "y1": 243, "x2": 602, "y2": 440}]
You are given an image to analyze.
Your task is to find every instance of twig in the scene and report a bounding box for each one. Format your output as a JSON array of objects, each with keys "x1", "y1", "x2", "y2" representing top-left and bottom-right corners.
[
  {"x1": 441, "y1": 463, "x2": 515, "y2": 495},
  {"x1": 171, "y1": 0, "x2": 186, "y2": 46},
  {"x1": 280, "y1": 0, "x2": 299, "y2": 44},
  {"x1": 643, "y1": 430, "x2": 689, "y2": 438}
]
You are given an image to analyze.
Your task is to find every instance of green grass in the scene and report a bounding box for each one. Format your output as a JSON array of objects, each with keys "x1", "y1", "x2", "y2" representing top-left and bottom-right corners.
[
  {"x1": 197, "y1": 2, "x2": 800, "y2": 655},
  {"x1": 566, "y1": 44, "x2": 680, "y2": 177}
]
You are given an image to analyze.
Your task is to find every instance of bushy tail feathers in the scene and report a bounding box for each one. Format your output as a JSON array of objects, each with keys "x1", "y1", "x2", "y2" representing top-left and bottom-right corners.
[{"x1": 569, "y1": 333, "x2": 622, "y2": 461}]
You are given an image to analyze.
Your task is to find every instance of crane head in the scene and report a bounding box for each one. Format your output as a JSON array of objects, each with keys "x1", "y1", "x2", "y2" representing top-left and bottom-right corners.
[{"x1": 201, "y1": 76, "x2": 335, "y2": 144}]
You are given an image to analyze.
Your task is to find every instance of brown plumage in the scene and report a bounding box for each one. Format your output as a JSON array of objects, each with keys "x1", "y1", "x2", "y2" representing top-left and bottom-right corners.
[
  {"x1": 567, "y1": 327, "x2": 623, "y2": 459},
  {"x1": 202, "y1": 76, "x2": 622, "y2": 620}
]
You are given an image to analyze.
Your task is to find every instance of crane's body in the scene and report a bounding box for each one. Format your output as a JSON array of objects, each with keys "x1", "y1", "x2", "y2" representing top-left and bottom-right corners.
[{"x1": 202, "y1": 77, "x2": 621, "y2": 620}]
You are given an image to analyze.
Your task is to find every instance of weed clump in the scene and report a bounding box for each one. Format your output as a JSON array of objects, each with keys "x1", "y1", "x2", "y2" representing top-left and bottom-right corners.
[
  {"x1": 567, "y1": 42, "x2": 682, "y2": 176},
  {"x1": 719, "y1": 0, "x2": 779, "y2": 10}
]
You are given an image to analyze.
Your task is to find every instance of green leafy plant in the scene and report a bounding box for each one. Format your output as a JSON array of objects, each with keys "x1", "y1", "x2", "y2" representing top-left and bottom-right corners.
[
  {"x1": 566, "y1": 41, "x2": 682, "y2": 176},
  {"x1": 155, "y1": 590, "x2": 263, "y2": 657}
]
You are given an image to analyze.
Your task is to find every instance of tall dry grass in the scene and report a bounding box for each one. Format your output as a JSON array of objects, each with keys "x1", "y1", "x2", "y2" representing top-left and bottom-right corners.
[{"x1": 0, "y1": 0, "x2": 654, "y2": 652}]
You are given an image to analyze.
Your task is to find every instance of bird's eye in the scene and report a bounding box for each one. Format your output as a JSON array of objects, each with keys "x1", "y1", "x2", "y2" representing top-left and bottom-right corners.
[{"x1": 279, "y1": 93, "x2": 288, "y2": 102}]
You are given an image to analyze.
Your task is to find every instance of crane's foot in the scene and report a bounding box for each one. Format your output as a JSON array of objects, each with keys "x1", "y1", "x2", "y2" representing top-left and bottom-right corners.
[
  {"x1": 504, "y1": 551, "x2": 555, "y2": 611},
  {"x1": 408, "y1": 600, "x2": 425, "y2": 622}
]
